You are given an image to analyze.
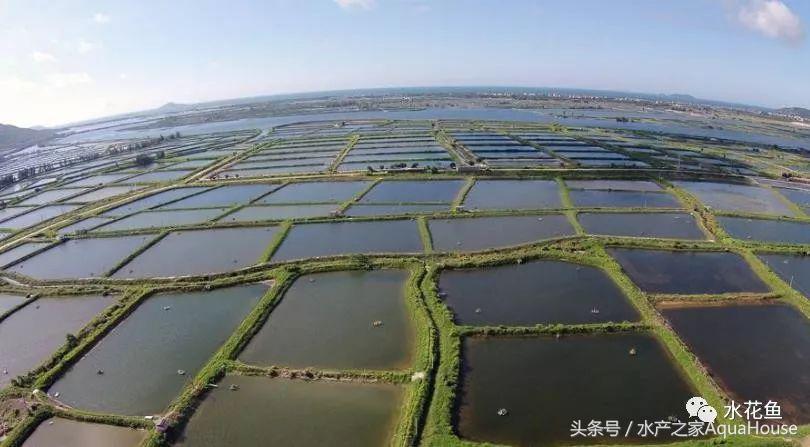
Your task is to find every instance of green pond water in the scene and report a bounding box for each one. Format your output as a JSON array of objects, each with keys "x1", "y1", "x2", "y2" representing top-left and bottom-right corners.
[
  {"x1": 49, "y1": 284, "x2": 267, "y2": 415},
  {"x1": 21, "y1": 418, "x2": 146, "y2": 447},
  {"x1": 240, "y1": 270, "x2": 414, "y2": 369},
  {"x1": 175, "y1": 375, "x2": 403, "y2": 447},
  {"x1": 0, "y1": 295, "x2": 113, "y2": 387}
]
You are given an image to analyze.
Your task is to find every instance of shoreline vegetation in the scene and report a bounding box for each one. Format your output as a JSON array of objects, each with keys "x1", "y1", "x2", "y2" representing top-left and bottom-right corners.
[{"x1": 1, "y1": 118, "x2": 810, "y2": 446}]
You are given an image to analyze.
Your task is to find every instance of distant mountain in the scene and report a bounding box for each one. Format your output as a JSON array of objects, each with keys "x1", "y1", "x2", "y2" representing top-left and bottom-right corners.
[
  {"x1": 155, "y1": 102, "x2": 196, "y2": 113},
  {"x1": 775, "y1": 107, "x2": 810, "y2": 119},
  {"x1": 0, "y1": 123, "x2": 55, "y2": 153}
]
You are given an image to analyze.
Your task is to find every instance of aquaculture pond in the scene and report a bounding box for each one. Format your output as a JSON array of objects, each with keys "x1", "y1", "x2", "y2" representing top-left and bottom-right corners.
[
  {"x1": 759, "y1": 254, "x2": 810, "y2": 298},
  {"x1": 565, "y1": 180, "x2": 662, "y2": 192},
  {"x1": 718, "y1": 216, "x2": 810, "y2": 245},
  {"x1": 58, "y1": 216, "x2": 113, "y2": 234},
  {"x1": 345, "y1": 203, "x2": 447, "y2": 216},
  {"x1": 257, "y1": 181, "x2": 371, "y2": 204},
  {"x1": 8, "y1": 235, "x2": 155, "y2": 279},
  {"x1": 429, "y1": 215, "x2": 574, "y2": 252},
  {"x1": 0, "y1": 295, "x2": 112, "y2": 387},
  {"x1": 462, "y1": 180, "x2": 561, "y2": 210},
  {"x1": 67, "y1": 173, "x2": 131, "y2": 187},
  {"x1": 69, "y1": 185, "x2": 141, "y2": 203},
  {"x1": 102, "y1": 187, "x2": 210, "y2": 215},
  {"x1": 569, "y1": 190, "x2": 681, "y2": 208},
  {"x1": 16, "y1": 188, "x2": 89, "y2": 206},
  {"x1": 674, "y1": 181, "x2": 796, "y2": 216},
  {"x1": 219, "y1": 204, "x2": 337, "y2": 222},
  {"x1": 457, "y1": 334, "x2": 694, "y2": 446},
  {"x1": 438, "y1": 261, "x2": 638, "y2": 325},
  {"x1": 0, "y1": 242, "x2": 50, "y2": 268},
  {"x1": 271, "y1": 220, "x2": 423, "y2": 261},
  {"x1": 175, "y1": 375, "x2": 403, "y2": 447},
  {"x1": 49, "y1": 284, "x2": 268, "y2": 415},
  {"x1": 97, "y1": 208, "x2": 227, "y2": 231},
  {"x1": 578, "y1": 212, "x2": 706, "y2": 239},
  {"x1": 0, "y1": 293, "x2": 27, "y2": 315},
  {"x1": 0, "y1": 205, "x2": 80, "y2": 229},
  {"x1": 113, "y1": 227, "x2": 278, "y2": 278},
  {"x1": 777, "y1": 187, "x2": 810, "y2": 212},
  {"x1": 21, "y1": 418, "x2": 146, "y2": 447},
  {"x1": 241, "y1": 270, "x2": 413, "y2": 369},
  {"x1": 360, "y1": 180, "x2": 464, "y2": 203},
  {"x1": 159, "y1": 184, "x2": 276, "y2": 208},
  {"x1": 608, "y1": 248, "x2": 770, "y2": 294},
  {"x1": 662, "y1": 303, "x2": 810, "y2": 423}
]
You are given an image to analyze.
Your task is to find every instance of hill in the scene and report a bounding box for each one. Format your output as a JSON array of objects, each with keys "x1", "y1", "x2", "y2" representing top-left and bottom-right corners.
[{"x1": 0, "y1": 123, "x2": 55, "y2": 153}]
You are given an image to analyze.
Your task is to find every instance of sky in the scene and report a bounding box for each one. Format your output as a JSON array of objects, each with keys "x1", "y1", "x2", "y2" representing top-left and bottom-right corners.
[{"x1": 0, "y1": 0, "x2": 808, "y2": 127}]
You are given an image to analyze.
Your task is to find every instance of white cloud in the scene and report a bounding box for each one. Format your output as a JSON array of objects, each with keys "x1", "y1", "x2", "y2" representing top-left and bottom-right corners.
[
  {"x1": 45, "y1": 72, "x2": 93, "y2": 88},
  {"x1": 93, "y1": 12, "x2": 111, "y2": 24},
  {"x1": 737, "y1": 0, "x2": 805, "y2": 45},
  {"x1": 334, "y1": 0, "x2": 375, "y2": 10},
  {"x1": 30, "y1": 51, "x2": 57, "y2": 63},
  {"x1": 76, "y1": 39, "x2": 100, "y2": 54}
]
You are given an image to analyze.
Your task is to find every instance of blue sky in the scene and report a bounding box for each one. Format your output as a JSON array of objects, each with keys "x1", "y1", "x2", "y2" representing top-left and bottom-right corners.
[{"x1": 0, "y1": 0, "x2": 808, "y2": 127}]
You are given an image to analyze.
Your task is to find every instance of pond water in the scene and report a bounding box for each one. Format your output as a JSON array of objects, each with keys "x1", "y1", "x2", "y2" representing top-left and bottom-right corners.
[
  {"x1": 258, "y1": 181, "x2": 371, "y2": 204},
  {"x1": 49, "y1": 284, "x2": 267, "y2": 415},
  {"x1": 0, "y1": 295, "x2": 112, "y2": 387},
  {"x1": 438, "y1": 261, "x2": 638, "y2": 325},
  {"x1": 569, "y1": 190, "x2": 681, "y2": 208},
  {"x1": 272, "y1": 220, "x2": 423, "y2": 261},
  {"x1": 159, "y1": 185, "x2": 276, "y2": 209},
  {"x1": 0, "y1": 293, "x2": 27, "y2": 315},
  {"x1": 462, "y1": 180, "x2": 561, "y2": 210},
  {"x1": 430, "y1": 215, "x2": 574, "y2": 252},
  {"x1": 21, "y1": 418, "x2": 146, "y2": 447},
  {"x1": 69, "y1": 186, "x2": 142, "y2": 203},
  {"x1": 345, "y1": 203, "x2": 448, "y2": 216},
  {"x1": 9, "y1": 235, "x2": 154, "y2": 279},
  {"x1": 102, "y1": 187, "x2": 210, "y2": 216},
  {"x1": 240, "y1": 270, "x2": 413, "y2": 369},
  {"x1": 67, "y1": 174, "x2": 132, "y2": 187},
  {"x1": 16, "y1": 188, "x2": 90, "y2": 206},
  {"x1": 0, "y1": 206, "x2": 36, "y2": 223},
  {"x1": 565, "y1": 180, "x2": 662, "y2": 192},
  {"x1": 674, "y1": 181, "x2": 796, "y2": 216},
  {"x1": 97, "y1": 208, "x2": 227, "y2": 231},
  {"x1": 113, "y1": 227, "x2": 278, "y2": 278},
  {"x1": 662, "y1": 303, "x2": 810, "y2": 423},
  {"x1": 758, "y1": 254, "x2": 810, "y2": 298},
  {"x1": 360, "y1": 180, "x2": 464, "y2": 203},
  {"x1": 175, "y1": 375, "x2": 403, "y2": 447},
  {"x1": 1, "y1": 205, "x2": 80, "y2": 229},
  {"x1": 0, "y1": 242, "x2": 51, "y2": 268},
  {"x1": 579, "y1": 213, "x2": 706, "y2": 239},
  {"x1": 58, "y1": 217, "x2": 114, "y2": 235},
  {"x1": 125, "y1": 170, "x2": 193, "y2": 183},
  {"x1": 718, "y1": 216, "x2": 810, "y2": 245},
  {"x1": 608, "y1": 248, "x2": 770, "y2": 294},
  {"x1": 457, "y1": 334, "x2": 694, "y2": 446},
  {"x1": 220, "y1": 204, "x2": 337, "y2": 222},
  {"x1": 777, "y1": 188, "x2": 810, "y2": 213}
]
